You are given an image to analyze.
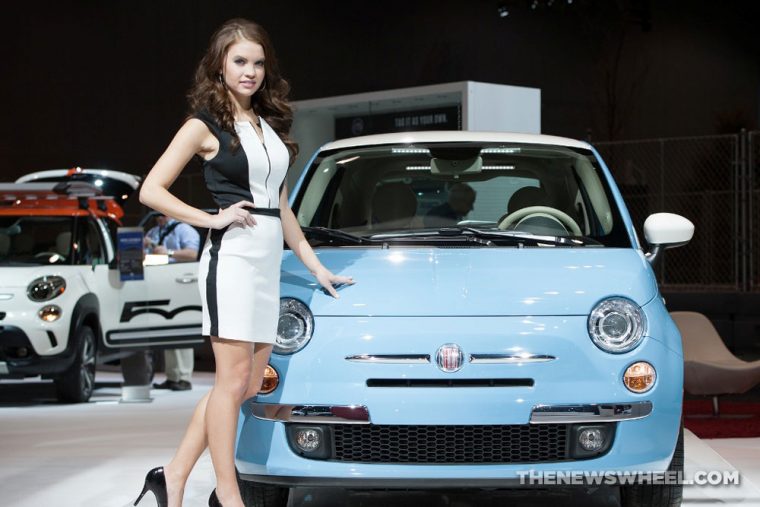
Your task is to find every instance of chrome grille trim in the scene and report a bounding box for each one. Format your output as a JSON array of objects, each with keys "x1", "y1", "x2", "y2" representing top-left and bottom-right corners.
[
  {"x1": 345, "y1": 354, "x2": 431, "y2": 364},
  {"x1": 530, "y1": 401, "x2": 653, "y2": 424},
  {"x1": 366, "y1": 378, "x2": 534, "y2": 388},
  {"x1": 251, "y1": 403, "x2": 371, "y2": 424},
  {"x1": 470, "y1": 354, "x2": 556, "y2": 364}
]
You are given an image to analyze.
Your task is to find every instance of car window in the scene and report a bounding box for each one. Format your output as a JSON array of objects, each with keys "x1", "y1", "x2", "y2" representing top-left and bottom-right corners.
[
  {"x1": 0, "y1": 216, "x2": 74, "y2": 265},
  {"x1": 74, "y1": 217, "x2": 106, "y2": 265},
  {"x1": 294, "y1": 143, "x2": 630, "y2": 247}
]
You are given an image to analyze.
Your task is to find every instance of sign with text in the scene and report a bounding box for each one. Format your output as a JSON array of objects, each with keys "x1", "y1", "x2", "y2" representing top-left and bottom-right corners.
[
  {"x1": 335, "y1": 105, "x2": 461, "y2": 139},
  {"x1": 117, "y1": 227, "x2": 144, "y2": 281}
]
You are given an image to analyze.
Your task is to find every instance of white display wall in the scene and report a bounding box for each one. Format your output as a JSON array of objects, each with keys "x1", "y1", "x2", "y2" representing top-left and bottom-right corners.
[{"x1": 288, "y1": 81, "x2": 541, "y2": 188}]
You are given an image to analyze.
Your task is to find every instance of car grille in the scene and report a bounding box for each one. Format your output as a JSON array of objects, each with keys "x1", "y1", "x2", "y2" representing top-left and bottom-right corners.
[{"x1": 331, "y1": 423, "x2": 570, "y2": 463}]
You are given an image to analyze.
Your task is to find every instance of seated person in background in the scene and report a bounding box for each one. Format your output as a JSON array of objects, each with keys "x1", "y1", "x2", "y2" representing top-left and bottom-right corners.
[
  {"x1": 144, "y1": 214, "x2": 200, "y2": 262},
  {"x1": 144, "y1": 215, "x2": 201, "y2": 391},
  {"x1": 423, "y1": 183, "x2": 476, "y2": 228}
]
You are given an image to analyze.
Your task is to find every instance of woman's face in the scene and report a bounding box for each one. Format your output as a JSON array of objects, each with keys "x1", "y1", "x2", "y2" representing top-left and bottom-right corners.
[{"x1": 221, "y1": 38, "x2": 266, "y2": 102}]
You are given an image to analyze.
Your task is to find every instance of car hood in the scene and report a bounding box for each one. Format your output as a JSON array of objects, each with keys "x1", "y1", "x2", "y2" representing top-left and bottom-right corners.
[
  {"x1": 280, "y1": 247, "x2": 658, "y2": 316},
  {"x1": 0, "y1": 266, "x2": 73, "y2": 289}
]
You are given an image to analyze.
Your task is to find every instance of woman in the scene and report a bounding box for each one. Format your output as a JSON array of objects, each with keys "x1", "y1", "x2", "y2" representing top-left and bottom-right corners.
[{"x1": 134, "y1": 18, "x2": 353, "y2": 507}]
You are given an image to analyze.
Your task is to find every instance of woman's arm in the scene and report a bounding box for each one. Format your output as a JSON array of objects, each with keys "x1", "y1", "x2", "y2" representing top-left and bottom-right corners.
[
  {"x1": 279, "y1": 183, "x2": 354, "y2": 298},
  {"x1": 139, "y1": 119, "x2": 256, "y2": 230}
]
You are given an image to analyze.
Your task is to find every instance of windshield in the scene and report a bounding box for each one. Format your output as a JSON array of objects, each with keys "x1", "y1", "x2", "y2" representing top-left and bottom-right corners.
[
  {"x1": 0, "y1": 216, "x2": 74, "y2": 265},
  {"x1": 294, "y1": 142, "x2": 630, "y2": 247}
]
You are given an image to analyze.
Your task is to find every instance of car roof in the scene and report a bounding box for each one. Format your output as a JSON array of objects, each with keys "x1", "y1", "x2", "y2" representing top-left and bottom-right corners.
[
  {"x1": 0, "y1": 182, "x2": 124, "y2": 220},
  {"x1": 319, "y1": 131, "x2": 593, "y2": 152},
  {"x1": 16, "y1": 168, "x2": 141, "y2": 189},
  {"x1": 16, "y1": 168, "x2": 141, "y2": 205}
]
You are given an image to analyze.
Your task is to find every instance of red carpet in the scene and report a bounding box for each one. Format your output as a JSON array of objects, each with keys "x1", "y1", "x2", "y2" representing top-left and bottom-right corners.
[{"x1": 683, "y1": 399, "x2": 760, "y2": 439}]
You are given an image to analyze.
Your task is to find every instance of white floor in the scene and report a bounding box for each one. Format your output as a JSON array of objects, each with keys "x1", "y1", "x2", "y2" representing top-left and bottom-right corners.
[{"x1": 1, "y1": 371, "x2": 759, "y2": 507}]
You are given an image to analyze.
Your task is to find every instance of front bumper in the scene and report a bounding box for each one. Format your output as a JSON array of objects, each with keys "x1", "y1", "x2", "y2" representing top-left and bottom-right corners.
[
  {"x1": 236, "y1": 311, "x2": 683, "y2": 483},
  {"x1": 0, "y1": 325, "x2": 76, "y2": 377},
  {"x1": 250, "y1": 401, "x2": 653, "y2": 425},
  {"x1": 237, "y1": 474, "x2": 595, "y2": 489},
  {"x1": 0, "y1": 287, "x2": 75, "y2": 354}
]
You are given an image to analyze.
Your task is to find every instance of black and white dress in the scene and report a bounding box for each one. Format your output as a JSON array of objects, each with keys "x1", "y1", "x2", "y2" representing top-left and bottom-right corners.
[{"x1": 193, "y1": 110, "x2": 290, "y2": 343}]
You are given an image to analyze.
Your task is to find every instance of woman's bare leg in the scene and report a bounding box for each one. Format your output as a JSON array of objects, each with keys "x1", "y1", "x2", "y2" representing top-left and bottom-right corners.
[
  {"x1": 205, "y1": 337, "x2": 255, "y2": 507},
  {"x1": 244, "y1": 343, "x2": 274, "y2": 399},
  {"x1": 160, "y1": 342, "x2": 273, "y2": 507}
]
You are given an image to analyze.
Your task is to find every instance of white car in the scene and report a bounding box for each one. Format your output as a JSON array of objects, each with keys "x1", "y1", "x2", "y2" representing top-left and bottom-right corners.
[{"x1": 0, "y1": 169, "x2": 203, "y2": 402}]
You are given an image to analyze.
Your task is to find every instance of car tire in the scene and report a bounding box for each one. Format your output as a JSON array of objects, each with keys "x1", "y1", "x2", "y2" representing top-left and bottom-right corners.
[
  {"x1": 620, "y1": 422, "x2": 684, "y2": 507},
  {"x1": 238, "y1": 474, "x2": 289, "y2": 507},
  {"x1": 54, "y1": 325, "x2": 96, "y2": 403}
]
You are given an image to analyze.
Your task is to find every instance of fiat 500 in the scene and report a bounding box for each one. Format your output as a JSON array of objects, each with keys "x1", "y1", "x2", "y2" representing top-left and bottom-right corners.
[
  {"x1": 0, "y1": 169, "x2": 206, "y2": 402},
  {"x1": 236, "y1": 131, "x2": 694, "y2": 507}
]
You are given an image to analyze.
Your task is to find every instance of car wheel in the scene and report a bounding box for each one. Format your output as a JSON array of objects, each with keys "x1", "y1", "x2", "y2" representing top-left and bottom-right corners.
[
  {"x1": 54, "y1": 325, "x2": 96, "y2": 403},
  {"x1": 238, "y1": 474, "x2": 289, "y2": 507},
  {"x1": 620, "y1": 422, "x2": 684, "y2": 507}
]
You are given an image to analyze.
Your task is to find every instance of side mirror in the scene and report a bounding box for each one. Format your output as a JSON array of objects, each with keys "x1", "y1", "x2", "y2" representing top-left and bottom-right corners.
[{"x1": 643, "y1": 213, "x2": 694, "y2": 265}]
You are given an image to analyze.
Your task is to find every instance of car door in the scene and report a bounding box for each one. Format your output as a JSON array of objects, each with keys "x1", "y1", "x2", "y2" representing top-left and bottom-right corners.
[{"x1": 93, "y1": 216, "x2": 204, "y2": 350}]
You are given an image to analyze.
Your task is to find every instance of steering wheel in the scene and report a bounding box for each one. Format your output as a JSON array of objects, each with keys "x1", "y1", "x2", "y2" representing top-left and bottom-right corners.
[
  {"x1": 34, "y1": 251, "x2": 67, "y2": 261},
  {"x1": 497, "y1": 206, "x2": 582, "y2": 236}
]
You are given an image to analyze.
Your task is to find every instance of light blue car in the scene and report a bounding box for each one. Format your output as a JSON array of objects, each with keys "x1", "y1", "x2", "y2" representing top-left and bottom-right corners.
[{"x1": 236, "y1": 131, "x2": 694, "y2": 507}]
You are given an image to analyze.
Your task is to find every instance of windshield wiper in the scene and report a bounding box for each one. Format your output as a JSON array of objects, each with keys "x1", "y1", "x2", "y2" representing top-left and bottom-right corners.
[
  {"x1": 368, "y1": 229, "x2": 496, "y2": 246},
  {"x1": 301, "y1": 226, "x2": 374, "y2": 245},
  {"x1": 370, "y1": 227, "x2": 600, "y2": 247},
  {"x1": 444, "y1": 227, "x2": 602, "y2": 247}
]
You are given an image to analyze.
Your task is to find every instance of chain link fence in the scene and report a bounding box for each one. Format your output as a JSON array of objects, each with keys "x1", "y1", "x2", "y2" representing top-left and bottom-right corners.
[
  {"x1": 595, "y1": 133, "x2": 757, "y2": 292},
  {"x1": 750, "y1": 131, "x2": 760, "y2": 292}
]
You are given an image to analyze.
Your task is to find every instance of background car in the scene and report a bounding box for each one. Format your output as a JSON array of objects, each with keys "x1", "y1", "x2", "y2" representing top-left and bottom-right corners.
[{"x1": 0, "y1": 169, "x2": 204, "y2": 402}]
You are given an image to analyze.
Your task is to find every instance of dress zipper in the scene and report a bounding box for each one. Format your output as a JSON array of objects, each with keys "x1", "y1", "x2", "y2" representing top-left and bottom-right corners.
[{"x1": 262, "y1": 143, "x2": 272, "y2": 207}]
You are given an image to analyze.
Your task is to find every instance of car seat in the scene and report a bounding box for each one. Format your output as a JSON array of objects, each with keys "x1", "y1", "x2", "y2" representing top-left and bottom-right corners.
[
  {"x1": 0, "y1": 233, "x2": 10, "y2": 257},
  {"x1": 12, "y1": 233, "x2": 34, "y2": 255},
  {"x1": 507, "y1": 186, "x2": 549, "y2": 215},
  {"x1": 370, "y1": 182, "x2": 418, "y2": 231},
  {"x1": 504, "y1": 186, "x2": 572, "y2": 234},
  {"x1": 56, "y1": 231, "x2": 72, "y2": 258}
]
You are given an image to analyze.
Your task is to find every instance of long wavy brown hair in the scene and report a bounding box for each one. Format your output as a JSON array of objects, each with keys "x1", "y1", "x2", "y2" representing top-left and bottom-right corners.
[{"x1": 187, "y1": 18, "x2": 298, "y2": 164}]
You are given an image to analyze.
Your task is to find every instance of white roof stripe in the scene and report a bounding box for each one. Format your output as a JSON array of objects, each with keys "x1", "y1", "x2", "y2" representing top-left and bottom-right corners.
[
  {"x1": 15, "y1": 169, "x2": 141, "y2": 189},
  {"x1": 320, "y1": 131, "x2": 592, "y2": 152}
]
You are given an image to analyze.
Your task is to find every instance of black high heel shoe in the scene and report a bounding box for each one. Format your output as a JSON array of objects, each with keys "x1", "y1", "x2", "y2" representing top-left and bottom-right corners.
[
  {"x1": 209, "y1": 488, "x2": 223, "y2": 506},
  {"x1": 134, "y1": 466, "x2": 168, "y2": 507}
]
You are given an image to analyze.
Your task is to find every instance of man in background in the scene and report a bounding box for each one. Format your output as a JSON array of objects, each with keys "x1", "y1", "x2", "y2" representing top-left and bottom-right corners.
[
  {"x1": 145, "y1": 214, "x2": 200, "y2": 391},
  {"x1": 423, "y1": 183, "x2": 477, "y2": 228}
]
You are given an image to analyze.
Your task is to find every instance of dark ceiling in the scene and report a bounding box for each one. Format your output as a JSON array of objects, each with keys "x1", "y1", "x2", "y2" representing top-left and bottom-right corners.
[{"x1": 2, "y1": 0, "x2": 758, "y2": 190}]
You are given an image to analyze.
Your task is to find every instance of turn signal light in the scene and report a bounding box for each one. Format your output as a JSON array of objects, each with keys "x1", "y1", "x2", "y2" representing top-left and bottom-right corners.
[
  {"x1": 623, "y1": 361, "x2": 656, "y2": 393},
  {"x1": 259, "y1": 364, "x2": 279, "y2": 394},
  {"x1": 38, "y1": 305, "x2": 62, "y2": 322}
]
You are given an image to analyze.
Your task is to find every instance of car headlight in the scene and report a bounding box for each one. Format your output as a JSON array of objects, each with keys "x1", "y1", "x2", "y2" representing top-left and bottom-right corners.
[
  {"x1": 27, "y1": 276, "x2": 66, "y2": 302},
  {"x1": 274, "y1": 298, "x2": 314, "y2": 355},
  {"x1": 588, "y1": 297, "x2": 646, "y2": 353}
]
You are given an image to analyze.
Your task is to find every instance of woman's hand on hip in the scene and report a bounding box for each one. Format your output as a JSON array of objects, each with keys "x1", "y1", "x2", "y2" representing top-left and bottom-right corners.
[
  {"x1": 209, "y1": 201, "x2": 257, "y2": 229},
  {"x1": 314, "y1": 267, "x2": 355, "y2": 299}
]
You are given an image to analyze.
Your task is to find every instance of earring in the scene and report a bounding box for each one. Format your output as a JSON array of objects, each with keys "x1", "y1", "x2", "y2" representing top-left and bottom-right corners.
[{"x1": 217, "y1": 74, "x2": 225, "y2": 85}]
